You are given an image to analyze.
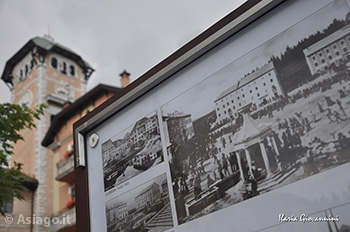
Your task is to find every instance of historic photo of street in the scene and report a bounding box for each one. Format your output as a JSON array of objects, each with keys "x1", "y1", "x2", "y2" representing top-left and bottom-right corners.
[
  {"x1": 105, "y1": 174, "x2": 174, "y2": 232},
  {"x1": 102, "y1": 111, "x2": 164, "y2": 192},
  {"x1": 161, "y1": 1, "x2": 350, "y2": 225}
]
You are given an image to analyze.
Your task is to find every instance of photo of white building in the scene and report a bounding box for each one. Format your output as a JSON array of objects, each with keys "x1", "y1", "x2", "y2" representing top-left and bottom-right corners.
[
  {"x1": 303, "y1": 25, "x2": 350, "y2": 75},
  {"x1": 214, "y1": 62, "x2": 283, "y2": 124}
]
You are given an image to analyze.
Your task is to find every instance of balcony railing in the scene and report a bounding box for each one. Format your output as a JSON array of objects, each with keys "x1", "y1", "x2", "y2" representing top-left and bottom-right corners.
[
  {"x1": 56, "y1": 155, "x2": 74, "y2": 183},
  {"x1": 50, "y1": 206, "x2": 76, "y2": 232}
]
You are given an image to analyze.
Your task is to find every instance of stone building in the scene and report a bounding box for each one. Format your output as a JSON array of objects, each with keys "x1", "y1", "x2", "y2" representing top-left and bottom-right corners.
[{"x1": 1, "y1": 35, "x2": 93, "y2": 232}]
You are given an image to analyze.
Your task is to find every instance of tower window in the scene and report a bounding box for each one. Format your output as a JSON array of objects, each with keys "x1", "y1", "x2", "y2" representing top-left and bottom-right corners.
[
  {"x1": 19, "y1": 69, "x2": 23, "y2": 81},
  {"x1": 69, "y1": 65, "x2": 75, "y2": 76},
  {"x1": 61, "y1": 62, "x2": 67, "y2": 74},
  {"x1": 25, "y1": 65, "x2": 28, "y2": 77},
  {"x1": 51, "y1": 57, "x2": 58, "y2": 69}
]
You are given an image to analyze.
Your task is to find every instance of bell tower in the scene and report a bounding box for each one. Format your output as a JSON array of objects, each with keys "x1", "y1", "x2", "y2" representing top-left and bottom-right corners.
[{"x1": 1, "y1": 36, "x2": 94, "y2": 231}]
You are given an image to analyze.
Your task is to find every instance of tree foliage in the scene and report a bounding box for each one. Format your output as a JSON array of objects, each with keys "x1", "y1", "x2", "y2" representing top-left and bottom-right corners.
[{"x1": 0, "y1": 103, "x2": 46, "y2": 215}]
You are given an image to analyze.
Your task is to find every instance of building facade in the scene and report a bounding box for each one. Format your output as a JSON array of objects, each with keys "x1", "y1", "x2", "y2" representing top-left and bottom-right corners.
[
  {"x1": 214, "y1": 62, "x2": 283, "y2": 124},
  {"x1": 0, "y1": 36, "x2": 93, "y2": 232},
  {"x1": 135, "y1": 183, "x2": 161, "y2": 211},
  {"x1": 42, "y1": 84, "x2": 121, "y2": 232},
  {"x1": 303, "y1": 25, "x2": 350, "y2": 75},
  {"x1": 102, "y1": 115, "x2": 160, "y2": 165}
]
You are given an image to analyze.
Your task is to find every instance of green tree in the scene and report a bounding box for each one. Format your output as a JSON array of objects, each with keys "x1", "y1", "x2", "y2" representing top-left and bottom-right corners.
[{"x1": 0, "y1": 103, "x2": 46, "y2": 215}]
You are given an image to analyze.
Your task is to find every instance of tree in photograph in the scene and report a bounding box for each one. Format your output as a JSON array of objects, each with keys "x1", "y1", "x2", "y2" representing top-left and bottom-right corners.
[{"x1": 0, "y1": 103, "x2": 45, "y2": 215}]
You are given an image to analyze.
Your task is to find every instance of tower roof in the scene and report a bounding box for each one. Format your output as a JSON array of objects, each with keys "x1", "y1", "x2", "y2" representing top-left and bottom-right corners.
[{"x1": 1, "y1": 36, "x2": 94, "y2": 86}]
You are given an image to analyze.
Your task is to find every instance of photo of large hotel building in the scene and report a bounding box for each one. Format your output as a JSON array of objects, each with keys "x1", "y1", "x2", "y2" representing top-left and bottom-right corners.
[
  {"x1": 303, "y1": 25, "x2": 350, "y2": 75},
  {"x1": 214, "y1": 62, "x2": 284, "y2": 124}
]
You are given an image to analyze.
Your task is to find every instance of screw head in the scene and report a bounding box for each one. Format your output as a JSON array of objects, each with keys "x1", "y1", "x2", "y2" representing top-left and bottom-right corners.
[{"x1": 89, "y1": 133, "x2": 99, "y2": 148}]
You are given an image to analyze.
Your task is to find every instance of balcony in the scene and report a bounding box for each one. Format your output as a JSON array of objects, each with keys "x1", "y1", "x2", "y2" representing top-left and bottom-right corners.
[
  {"x1": 50, "y1": 206, "x2": 76, "y2": 232},
  {"x1": 56, "y1": 155, "x2": 74, "y2": 183}
]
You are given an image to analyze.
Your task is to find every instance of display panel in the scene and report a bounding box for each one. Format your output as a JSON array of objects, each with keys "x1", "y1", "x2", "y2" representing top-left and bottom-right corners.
[{"x1": 75, "y1": 0, "x2": 350, "y2": 231}]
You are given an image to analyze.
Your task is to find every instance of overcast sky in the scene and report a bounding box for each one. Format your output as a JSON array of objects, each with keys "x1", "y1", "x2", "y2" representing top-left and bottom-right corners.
[{"x1": 0, "y1": 0, "x2": 247, "y2": 104}]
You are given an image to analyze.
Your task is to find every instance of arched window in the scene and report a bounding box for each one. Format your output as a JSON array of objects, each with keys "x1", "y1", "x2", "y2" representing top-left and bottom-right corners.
[
  {"x1": 51, "y1": 57, "x2": 58, "y2": 69},
  {"x1": 69, "y1": 65, "x2": 75, "y2": 76},
  {"x1": 61, "y1": 62, "x2": 67, "y2": 74},
  {"x1": 25, "y1": 65, "x2": 28, "y2": 77}
]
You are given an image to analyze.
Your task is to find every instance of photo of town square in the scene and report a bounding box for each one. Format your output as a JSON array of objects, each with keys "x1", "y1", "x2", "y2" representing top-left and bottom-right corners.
[
  {"x1": 161, "y1": 1, "x2": 350, "y2": 225},
  {"x1": 102, "y1": 111, "x2": 164, "y2": 192},
  {"x1": 105, "y1": 174, "x2": 173, "y2": 232}
]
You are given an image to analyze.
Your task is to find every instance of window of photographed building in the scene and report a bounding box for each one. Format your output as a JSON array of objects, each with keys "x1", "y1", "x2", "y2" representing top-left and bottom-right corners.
[
  {"x1": 263, "y1": 82, "x2": 266, "y2": 86},
  {"x1": 314, "y1": 62, "x2": 318, "y2": 67},
  {"x1": 255, "y1": 87, "x2": 258, "y2": 90},
  {"x1": 237, "y1": 97, "x2": 240, "y2": 100},
  {"x1": 242, "y1": 94, "x2": 245, "y2": 98},
  {"x1": 312, "y1": 56, "x2": 316, "y2": 60},
  {"x1": 328, "y1": 55, "x2": 333, "y2": 60},
  {"x1": 344, "y1": 48, "x2": 348, "y2": 52},
  {"x1": 268, "y1": 72, "x2": 271, "y2": 76},
  {"x1": 325, "y1": 49, "x2": 330, "y2": 53},
  {"x1": 270, "y1": 79, "x2": 273, "y2": 82},
  {"x1": 257, "y1": 93, "x2": 260, "y2": 97},
  {"x1": 227, "y1": 102, "x2": 229, "y2": 106},
  {"x1": 51, "y1": 57, "x2": 58, "y2": 69},
  {"x1": 333, "y1": 44, "x2": 337, "y2": 49},
  {"x1": 340, "y1": 40, "x2": 344, "y2": 45},
  {"x1": 321, "y1": 59, "x2": 325, "y2": 64},
  {"x1": 319, "y1": 52, "x2": 323, "y2": 57}
]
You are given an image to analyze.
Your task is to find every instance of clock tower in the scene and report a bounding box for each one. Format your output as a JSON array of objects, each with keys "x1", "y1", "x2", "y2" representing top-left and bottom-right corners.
[{"x1": 1, "y1": 35, "x2": 94, "y2": 231}]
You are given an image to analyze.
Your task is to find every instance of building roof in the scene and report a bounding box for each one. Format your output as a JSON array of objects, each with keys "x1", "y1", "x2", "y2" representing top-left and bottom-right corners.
[
  {"x1": 215, "y1": 82, "x2": 240, "y2": 102},
  {"x1": 303, "y1": 25, "x2": 350, "y2": 56},
  {"x1": 42, "y1": 84, "x2": 121, "y2": 147},
  {"x1": 1, "y1": 36, "x2": 95, "y2": 86}
]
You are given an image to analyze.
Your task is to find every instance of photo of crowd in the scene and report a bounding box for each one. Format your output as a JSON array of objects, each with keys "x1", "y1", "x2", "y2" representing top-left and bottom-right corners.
[{"x1": 161, "y1": 1, "x2": 350, "y2": 224}]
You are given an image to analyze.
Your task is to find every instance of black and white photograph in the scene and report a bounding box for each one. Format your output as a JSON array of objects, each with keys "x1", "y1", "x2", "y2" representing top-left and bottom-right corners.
[
  {"x1": 102, "y1": 111, "x2": 164, "y2": 192},
  {"x1": 105, "y1": 174, "x2": 173, "y2": 232},
  {"x1": 161, "y1": 0, "x2": 350, "y2": 225}
]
